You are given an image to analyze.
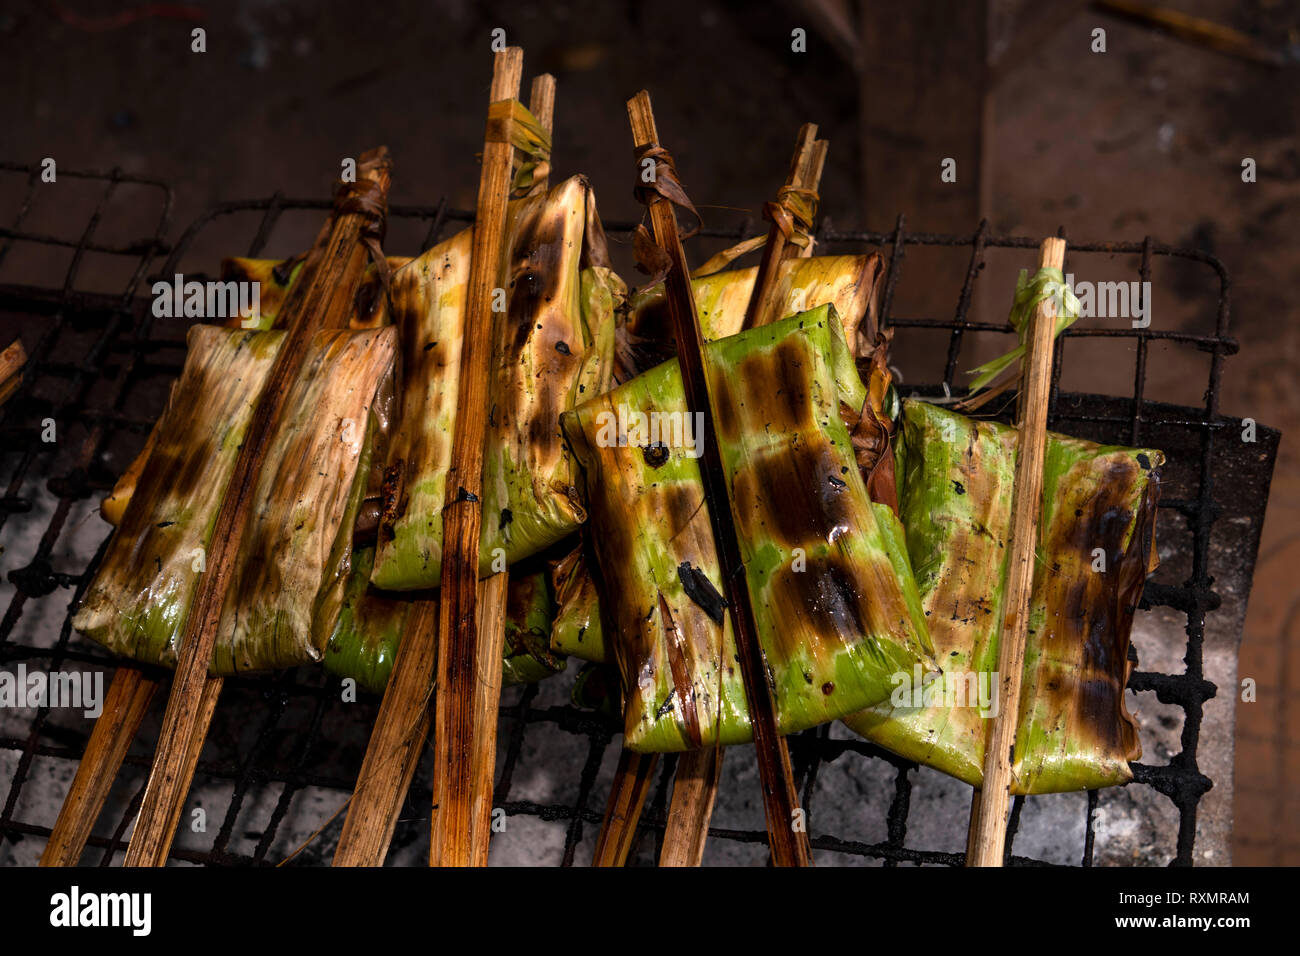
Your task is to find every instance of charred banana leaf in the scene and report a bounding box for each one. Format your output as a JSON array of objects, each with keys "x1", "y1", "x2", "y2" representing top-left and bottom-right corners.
[
  {"x1": 549, "y1": 538, "x2": 605, "y2": 663},
  {"x1": 74, "y1": 325, "x2": 397, "y2": 673},
  {"x1": 501, "y1": 570, "x2": 565, "y2": 685},
  {"x1": 371, "y1": 175, "x2": 623, "y2": 589},
  {"x1": 844, "y1": 400, "x2": 1159, "y2": 793},
  {"x1": 562, "y1": 305, "x2": 934, "y2": 752},
  {"x1": 324, "y1": 559, "x2": 563, "y2": 694},
  {"x1": 219, "y1": 256, "x2": 409, "y2": 331},
  {"x1": 618, "y1": 254, "x2": 881, "y2": 377}
]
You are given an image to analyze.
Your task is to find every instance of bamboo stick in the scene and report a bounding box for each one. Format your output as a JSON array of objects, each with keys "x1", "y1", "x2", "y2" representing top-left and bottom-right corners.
[
  {"x1": 428, "y1": 47, "x2": 525, "y2": 867},
  {"x1": 965, "y1": 236, "x2": 1065, "y2": 867},
  {"x1": 659, "y1": 746, "x2": 723, "y2": 866},
  {"x1": 627, "y1": 91, "x2": 811, "y2": 867},
  {"x1": 592, "y1": 750, "x2": 660, "y2": 866},
  {"x1": 465, "y1": 71, "x2": 557, "y2": 865},
  {"x1": 123, "y1": 147, "x2": 393, "y2": 867},
  {"x1": 0, "y1": 338, "x2": 25, "y2": 407},
  {"x1": 332, "y1": 592, "x2": 436, "y2": 866},
  {"x1": 40, "y1": 668, "x2": 158, "y2": 866},
  {"x1": 333, "y1": 65, "x2": 554, "y2": 870},
  {"x1": 656, "y1": 126, "x2": 829, "y2": 867},
  {"x1": 740, "y1": 123, "x2": 819, "y2": 330}
]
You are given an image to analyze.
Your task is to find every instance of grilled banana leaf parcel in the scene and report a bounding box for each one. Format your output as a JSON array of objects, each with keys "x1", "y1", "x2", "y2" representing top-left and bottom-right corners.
[
  {"x1": 371, "y1": 174, "x2": 624, "y2": 589},
  {"x1": 562, "y1": 305, "x2": 934, "y2": 752},
  {"x1": 74, "y1": 325, "x2": 398, "y2": 673},
  {"x1": 324, "y1": 556, "x2": 563, "y2": 695},
  {"x1": 844, "y1": 400, "x2": 1160, "y2": 793},
  {"x1": 618, "y1": 254, "x2": 882, "y2": 376},
  {"x1": 549, "y1": 539, "x2": 605, "y2": 663},
  {"x1": 218, "y1": 255, "x2": 410, "y2": 331}
]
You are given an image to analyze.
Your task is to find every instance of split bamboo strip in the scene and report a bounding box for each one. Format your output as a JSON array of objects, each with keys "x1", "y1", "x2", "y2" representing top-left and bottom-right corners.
[
  {"x1": 429, "y1": 47, "x2": 525, "y2": 867},
  {"x1": 333, "y1": 65, "x2": 553, "y2": 870},
  {"x1": 657, "y1": 125, "x2": 829, "y2": 867},
  {"x1": 591, "y1": 750, "x2": 660, "y2": 866},
  {"x1": 658, "y1": 746, "x2": 724, "y2": 866},
  {"x1": 0, "y1": 338, "x2": 25, "y2": 407},
  {"x1": 467, "y1": 72, "x2": 557, "y2": 864},
  {"x1": 627, "y1": 91, "x2": 811, "y2": 867},
  {"x1": 40, "y1": 668, "x2": 158, "y2": 866},
  {"x1": 965, "y1": 236, "x2": 1066, "y2": 867},
  {"x1": 740, "y1": 123, "x2": 819, "y2": 331},
  {"x1": 123, "y1": 147, "x2": 393, "y2": 867}
]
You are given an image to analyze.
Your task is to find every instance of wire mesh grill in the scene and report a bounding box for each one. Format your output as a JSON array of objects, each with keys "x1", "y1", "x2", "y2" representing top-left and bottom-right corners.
[{"x1": 0, "y1": 160, "x2": 1248, "y2": 866}]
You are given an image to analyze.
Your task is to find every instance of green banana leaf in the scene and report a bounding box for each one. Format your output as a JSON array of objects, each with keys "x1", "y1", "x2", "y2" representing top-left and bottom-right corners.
[
  {"x1": 619, "y1": 254, "x2": 881, "y2": 378},
  {"x1": 844, "y1": 400, "x2": 1160, "y2": 793},
  {"x1": 549, "y1": 538, "x2": 605, "y2": 663},
  {"x1": 371, "y1": 175, "x2": 624, "y2": 589},
  {"x1": 323, "y1": 558, "x2": 564, "y2": 694},
  {"x1": 562, "y1": 305, "x2": 935, "y2": 752}
]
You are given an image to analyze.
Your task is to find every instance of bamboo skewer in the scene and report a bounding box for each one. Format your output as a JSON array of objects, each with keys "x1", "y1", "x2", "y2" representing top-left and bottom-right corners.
[
  {"x1": 741, "y1": 123, "x2": 821, "y2": 331},
  {"x1": 657, "y1": 125, "x2": 828, "y2": 867},
  {"x1": 40, "y1": 668, "x2": 158, "y2": 866},
  {"x1": 627, "y1": 91, "x2": 811, "y2": 867},
  {"x1": 122, "y1": 148, "x2": 393, "y2": 867},
  {"x1": 591, "y1": 750, "x2": 660, "y2": 866},
  {"x1": 468, "y1": 71, "x2": 556, "y2": 864},
  {"x1": 428, "y1": 47, "x2": 526, "y2": 867},
  {"x1": 333, "y1": 65, "x2": 554, "y2": 869},
  {"x1": 965, "y1": 236, "x2": 1065, "y2": 867},
  {"x1": 0, "y1": 338, "x2": 25, "y2": 407},
  {"x1": 659, "y1": 746, "x2": 724, "y2": 866}
]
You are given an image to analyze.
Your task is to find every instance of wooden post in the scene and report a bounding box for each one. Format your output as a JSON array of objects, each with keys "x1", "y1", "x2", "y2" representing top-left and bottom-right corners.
[
  {"x1": 627, "y1": 91, "x2": 811, "y2": 867},
  {"x1": 122, "y1": 147, "x2": 393, "y2": 867},
  {"x1": 965, "y1": 236, "x2": 1065, "y2": 867},
  {"x1": 428, "y1": 47, "x2": 525, "y2": 867}
]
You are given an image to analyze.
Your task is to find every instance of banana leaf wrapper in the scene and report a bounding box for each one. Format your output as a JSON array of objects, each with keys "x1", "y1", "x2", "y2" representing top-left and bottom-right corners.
[
  {"x1": 501, "y1": 569, "x2": 565, "y2": 685},
  {"x1": 98, "y1": 256, "x2": 408, "y2": 526},
  {"x1": 74, "y1": 325, "x2": 397, "y2": 673},
  {"x1": 617, "y1": 254, "x2": 882, "y2": 378},
  {"x1": 371, "y1": 174, "x2": 624, "y2": 589},
  {"x1": 323, "y1": 556, "x2": 563, "y2": 694},
  {"x1": 844, "y1": 400, "x2": 1160, "y2": 793},
  {"x1": 219, "y1": 256, "x2": 410, "y2": 331},
  {"x1": 562, "y1": 305, "x2": 934, "y2": 752},
  {"x1": 549, "y1": 538, "x2": 605, "y2": 663}
]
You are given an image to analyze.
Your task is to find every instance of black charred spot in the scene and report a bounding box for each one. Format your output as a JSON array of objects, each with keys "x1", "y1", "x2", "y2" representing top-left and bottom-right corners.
[
  {"x1": 734, "y1": 442, "x2": 851, "y2": 547},
  {"x1": 499, "y1": 508, "x2": 513, "y2": 530},
  {"x1": 677, "y1": 562, "x2": 728, "y2": 625},
  {"x1": 1136, "y1": 453, "x2": 1151, "y2": 470},
  {"x1": 555, "y1": 340, "x2": 571, "y2": 355},
  {"x1": 774, "y1": 556, "x2": 871, "y2": 648},
  {"x1": 952, "y1": 480, "x2": 966, "y2": 495},
  {"x1": 455, "y1": 486, "x2": 479, "y2": 503},
  {"x1": 156, "y1": 521, "x2": 174, "y2": 528},
  {"x1": 642, "y1": 442, "x2": 670, "y2": 468},
  {"x1": 424, "y1": 341, "x2": 437, "y2": 351}
]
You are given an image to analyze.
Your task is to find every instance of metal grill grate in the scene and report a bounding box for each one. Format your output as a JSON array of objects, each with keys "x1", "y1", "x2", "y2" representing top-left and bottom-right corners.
[{"x1": 0, "y1": 161, "x2": 1258, "y2": 867}]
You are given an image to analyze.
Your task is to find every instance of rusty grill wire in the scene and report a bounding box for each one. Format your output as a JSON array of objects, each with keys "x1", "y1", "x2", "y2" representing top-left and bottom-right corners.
[{"x1": 0, "y1": 161, "x2": 1240, "y2": 867}]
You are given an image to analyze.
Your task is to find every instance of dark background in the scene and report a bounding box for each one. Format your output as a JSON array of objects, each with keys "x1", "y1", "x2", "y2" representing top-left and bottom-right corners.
[{"x1": 0, "y1": 0, "x2": 1295, "y2": 862}]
